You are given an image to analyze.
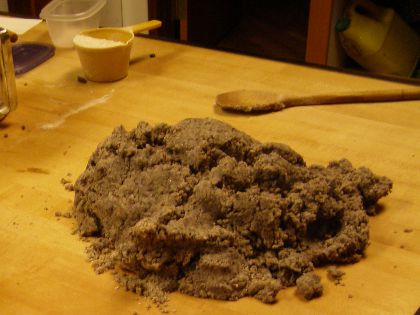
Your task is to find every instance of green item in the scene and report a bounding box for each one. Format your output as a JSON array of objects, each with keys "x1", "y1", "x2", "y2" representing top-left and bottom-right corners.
[{"x1": 335, "y1": 17, "x2": 351, "y2": 32}]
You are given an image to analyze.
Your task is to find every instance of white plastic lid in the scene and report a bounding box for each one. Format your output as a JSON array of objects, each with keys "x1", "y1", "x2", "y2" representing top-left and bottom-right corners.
[{"x1": 40, "y1": 0, "x2": 106, "y2": 22}]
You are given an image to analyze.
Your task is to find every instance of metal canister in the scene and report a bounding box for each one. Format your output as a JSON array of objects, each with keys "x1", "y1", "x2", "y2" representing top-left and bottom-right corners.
[{"x1": 0, "y1": 27, "x2": 17, "y2": 121}]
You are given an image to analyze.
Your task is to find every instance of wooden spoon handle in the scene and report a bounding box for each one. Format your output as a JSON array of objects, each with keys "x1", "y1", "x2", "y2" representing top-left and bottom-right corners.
[
  {"x1": 127, "y1": 20, "x2": 162, "y2": 34},
  {"x1": 285, "y1": 89, "x2": 420, "y2": 107}
]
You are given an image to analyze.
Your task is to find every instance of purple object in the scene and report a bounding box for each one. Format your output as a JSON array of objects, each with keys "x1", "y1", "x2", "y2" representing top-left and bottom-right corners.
[{"x1": 12, "y1": 43, "x2": 55, "y2": 75}]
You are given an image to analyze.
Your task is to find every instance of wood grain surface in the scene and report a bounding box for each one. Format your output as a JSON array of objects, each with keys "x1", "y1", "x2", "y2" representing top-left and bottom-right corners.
[{"x1": 1, "y1": 23, "x2": 419, "y2": 315}]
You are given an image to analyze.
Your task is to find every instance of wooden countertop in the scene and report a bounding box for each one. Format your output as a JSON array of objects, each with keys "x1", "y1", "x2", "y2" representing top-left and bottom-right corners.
[{"x1": 1, "y1": 23, "x2": 419, "y2": 315}]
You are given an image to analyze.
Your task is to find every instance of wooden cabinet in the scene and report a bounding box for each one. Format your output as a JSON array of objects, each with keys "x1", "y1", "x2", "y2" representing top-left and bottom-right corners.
[
  {"x1": 148, "y1": 0, "x2": 310, "y2": 63},
  {"x1": 7, "y1": 0, "x2": 51, "y2": 17},
  {"x1": 147, "y1": 0, "x2": 346, "y2": 66},
  {"x1": 306, "y1": 0, "x2": 348, "y2": 67}
]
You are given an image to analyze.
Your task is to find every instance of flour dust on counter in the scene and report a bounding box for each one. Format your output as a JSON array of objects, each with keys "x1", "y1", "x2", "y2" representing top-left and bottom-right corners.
[{"x1": 71, "y1": 118, "x2": 392, "y2": 306}]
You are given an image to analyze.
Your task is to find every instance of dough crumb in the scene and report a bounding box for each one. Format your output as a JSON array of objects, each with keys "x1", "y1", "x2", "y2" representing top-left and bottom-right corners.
[
  {"x1": 403, "y1": 228, "x2": 413, "y2": 233},
  {"x1": 55, "y1": 211, "x2": 72, "y2": 218},
  {"x1": 327, "y1": 266, "x2": 345, "y2": 285},
  {"x1": 72, "y1": 118, "x2": 393, "y2": 305},
  {"x1": 296, "y1": 272, "x2": 323, "y2": 300},
  {"x1": 61, "y1": 177, "x2": 71, "y2": 185},
  {"x1": 77, "y1": 75, "x2": 88, "y2": 84},
  {"x1": 64, "y1": 183, "x2": 74, "y2": 191},
  {"x1": 61, "y1": 176, "x2": 74, "y2": 190}
]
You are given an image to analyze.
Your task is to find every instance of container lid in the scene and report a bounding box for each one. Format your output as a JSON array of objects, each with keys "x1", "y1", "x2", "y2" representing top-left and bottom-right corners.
[
  {"x1": 39, "y1": 0, "x2": 106, "y2": 22},
  {"x1": 13, "y1": 43, "x2": 55, "y2": 75}
]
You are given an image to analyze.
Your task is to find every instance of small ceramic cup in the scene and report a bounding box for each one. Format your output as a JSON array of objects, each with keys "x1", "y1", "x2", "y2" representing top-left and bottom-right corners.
[
  {"x1": 74, "y1": 28, "x2": 133, "y2": 82},
  {"x1": 73, "y1": 20, "x2": 161, "y2": 82}
]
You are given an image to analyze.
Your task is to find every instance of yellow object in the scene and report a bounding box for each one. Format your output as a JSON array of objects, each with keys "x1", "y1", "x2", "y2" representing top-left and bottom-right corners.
[
  {"x1": 337, "y1": 0, "x2": 420, "y2": 77},
  {"x1": 73, "y1": 20, "x2": 162, "y2": 82}
]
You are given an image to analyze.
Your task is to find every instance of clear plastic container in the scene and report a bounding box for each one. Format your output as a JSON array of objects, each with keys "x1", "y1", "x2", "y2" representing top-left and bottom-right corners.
[{"x1": 40, "y1": 0, "x2": 106, "y2": 48}]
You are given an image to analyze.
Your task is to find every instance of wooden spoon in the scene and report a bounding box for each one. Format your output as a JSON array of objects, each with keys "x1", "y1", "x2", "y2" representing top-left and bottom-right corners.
[{"x1": 215, "y1": 89, "x2": 420, "y2": 112}]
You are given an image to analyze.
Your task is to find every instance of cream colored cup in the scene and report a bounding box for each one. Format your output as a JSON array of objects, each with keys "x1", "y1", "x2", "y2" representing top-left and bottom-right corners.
[{"x1": 73, "y1": 20, "x2": 161, "y2": 82}]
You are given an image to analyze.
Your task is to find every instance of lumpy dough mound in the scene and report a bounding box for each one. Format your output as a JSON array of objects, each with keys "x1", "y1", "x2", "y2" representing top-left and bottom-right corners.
[{"x1": 73, "y1": 118, "x2": 392, "y2": 304}]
